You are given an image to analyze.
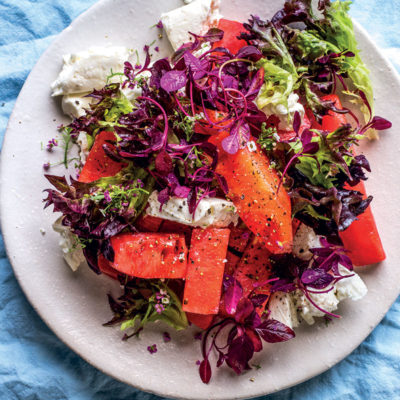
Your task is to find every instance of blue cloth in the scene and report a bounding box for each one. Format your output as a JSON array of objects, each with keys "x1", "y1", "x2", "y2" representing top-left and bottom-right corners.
[{"x1": 0, "y1": 0, "x2": 399, "y2": 398}]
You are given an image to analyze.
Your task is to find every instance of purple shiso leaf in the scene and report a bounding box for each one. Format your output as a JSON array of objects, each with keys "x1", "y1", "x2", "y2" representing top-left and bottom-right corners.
[
  {"x1": 255, "y1": 319, "x2": 295, "y2": 343},
  {"x1": 358, "y1": 90, "x2": 372, "y2": 118},
  {"x1": 199, "y1": 359, "x2": 212, "y2": 384},
  {"x1": 293, "y1": 111, "x2": 301, "y2": 135},
  {"x1": 250, "y1": 293, "x2": 269, "y2": 308},
  {"x1": 236, "y1": 45, "x2": 263, "y2": 61},
  {"x1": 221, "y1": 134, "x2": 240, "y2": 154},
  {"x1": 300, "y1": 268, "x2": 334, "y2": 289},
  {"x1": 234, "y1": 298, "x2": 254, "y2": 324},
  {"x1": 203, "y1": 27, "x2": 224, "y2": 43},
  {"x1": 368, "y1": 116, "x2": 392, "y2": 131},
  {"x1": 187, "y1": 187, "x2": 198, "y2": 214},
  {"x1": 44, "y1": 174, "x2": 70, "y2": 192},
  {"x1": 150, "y1": 58, "x2": 171, "y2": 89},
  {"x1": 160, "y1": 70, "x2": 188, "y2": 92},
  {"x1": 245, "y1": 67, "x2": 264, "y2": 100},
  {"x1": 157, "y1": 188, "x2": 170, "y2": 206},
  {"x1": 183, "y1": 51, "x2": 207, "y2": 79},
  {"x1": 245, "y1": 328, "x2": 263, "y2": 352},
  {"x1": 225, "y1": 334, "x2": 254, "y2": 375},
  {"x1": 174, "y1": 185, "x2": 191, "y2": 198},
  {"x1": 100, "y1": 239, "x2": 115, "y2": 262},
  {"x1": 300, "y1": 129, "x2": 313, "y2": 146},
  {"x1": 224, "y1": 279, "x2": 243, "y2": 315}
]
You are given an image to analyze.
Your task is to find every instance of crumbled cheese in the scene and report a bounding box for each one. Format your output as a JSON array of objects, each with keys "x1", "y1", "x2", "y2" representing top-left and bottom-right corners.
[
  {"x1": 294, "y1": 288, "x2": 340, "y2": 325},
  {"x1": 51, "y1": 46, "x2": 132, "y2": 96},
  {"x1": 262, "y1": 92, "x2": 305, "y2": 131},
  {"x1": 146, "y1": 190, "x2": 238, "y2": 228},
  {"x1": 268, "y1": 292, "x2": 299, "y2": 329},
  {"x1": 272, "y1": 223, "x2": 368, "y2": 325},
  {"x1": 76, "y1": 132, "x2": 90, "y2": 164},
  {"x1": 293, "y1": 224, "x2": 322, "y2": 261},
  {"x1": 52, "y1": 217, "x2": 85, "y2": 271},
  {"x1": 335, "y1": 265, "x2": 368, "y2": 301},
  {"x1": 61, "y1": 93, "x2": 94, "y2": 118},
  {"x1": 161, "y1": 0, "x2": 221, "y2": 50},
  {"x1": 120, "y1": 71, "x2": 152, "y2": 102}
]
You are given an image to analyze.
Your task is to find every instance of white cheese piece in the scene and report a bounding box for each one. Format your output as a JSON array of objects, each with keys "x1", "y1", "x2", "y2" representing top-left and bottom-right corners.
[
  {"x1": 161, "y1": 0, "x2": 221, "y2": 50},
  {"x1": 294, "y1": 287, "x2": 340, "y2": 325},
  {"x1": 262, "y1": 92, "x2": 305, "y2": 131},
  {"x1": 120, "y1": 70, "x2": 152, "y2": 102},
  {"x1": 293, "y1": 223, "x2": 322, "y2": 261},
  {"x1": 268, "y1": 292, "x2": 299, "y2": 329},
  {"x1": 335, "y1": 265, "x2": 368, "y2": 302},
  {"x1": 52, "y1": 217, "x2": 85, "y2": 272},
  {"x1": 76, "y1": 131, "x2": 90, "y2": 164},
  {"x1": 61, "y1": 93, "x2": 94, "y2": 118},
  {"x1": 146, "y1": 190, "x2": 238, "y2": 228},
  {"x1": 51, "y1": 46, "x2": 132, "y2": 96}
]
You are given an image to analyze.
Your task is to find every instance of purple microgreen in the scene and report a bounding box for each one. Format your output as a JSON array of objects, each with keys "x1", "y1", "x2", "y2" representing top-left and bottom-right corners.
[
  {"x1": 199, "y1": 358, "x2": 212, "y2": 384},
  {"x1": 160, "y1": 70, "x2": 188, "y2": 93},
  {"x1": 255, "y1": 319, "x2": 295, "y2": 343},
  {"x1": 224, "y1": 278, "x2": 243, "y2": 315},
  {"x1": 293, "y1": 111, "x2": 301, "y2": 135},
  {"x1": 163, "y1": 332, "x2": 171, "y2": 343},
  {"x1": 147, "y1": 344, "x2": 158, "y2": 354}
]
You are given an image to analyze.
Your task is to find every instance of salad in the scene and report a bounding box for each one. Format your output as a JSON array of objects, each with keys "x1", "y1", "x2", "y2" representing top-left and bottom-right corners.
[{"x1": 44, "y1": 0, "x2": 391, "y2": 383}]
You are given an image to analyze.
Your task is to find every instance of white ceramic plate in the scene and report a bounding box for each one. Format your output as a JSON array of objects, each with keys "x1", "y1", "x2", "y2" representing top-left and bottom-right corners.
[{"x1": 1, "y1": 1, "x2": 400, "y2": 399}]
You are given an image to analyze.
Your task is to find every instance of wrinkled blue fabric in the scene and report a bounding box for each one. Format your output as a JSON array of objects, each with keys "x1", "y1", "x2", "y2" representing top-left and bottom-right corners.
[{"x1": 0, "y1": 0, "x2": 399, "y2": 399}]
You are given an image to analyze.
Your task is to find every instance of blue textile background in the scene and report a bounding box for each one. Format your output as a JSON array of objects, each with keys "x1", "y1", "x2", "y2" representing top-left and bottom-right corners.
[{"x1": 0, "y1": 1, "x2": 399, "y2": 399}]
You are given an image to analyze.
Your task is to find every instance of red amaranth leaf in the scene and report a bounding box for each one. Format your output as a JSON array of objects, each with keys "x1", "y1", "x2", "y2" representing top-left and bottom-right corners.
[
  {"x1": 255, "y1": 319, "x2": 295, "y2": 343},
  {"x1": 199, "y1": 358, "x2": 212, "y2": 384},
  {"x1": 160, "y1": 70, "x2": 188, "y2": 92}
]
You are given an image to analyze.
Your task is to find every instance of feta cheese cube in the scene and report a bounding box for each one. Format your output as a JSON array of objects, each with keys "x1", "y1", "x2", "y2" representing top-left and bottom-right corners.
[{"x1": 146, "y1": 190, "x2": 238, "y2": 228}]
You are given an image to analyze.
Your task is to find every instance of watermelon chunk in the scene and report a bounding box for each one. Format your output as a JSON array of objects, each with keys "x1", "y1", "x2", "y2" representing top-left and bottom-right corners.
[
  {"x1": 110, "y1": 233, "x2": 188, "y2": 278},
  {"x1": 182, "y1": 228, "x2": 230, "y2": 315},
  {"x1": 78, "y1": 131, "x2": 126, "y2": 183}
]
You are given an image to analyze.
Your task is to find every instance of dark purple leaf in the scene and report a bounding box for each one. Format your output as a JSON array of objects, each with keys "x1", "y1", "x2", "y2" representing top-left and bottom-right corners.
[
  {"x1": 157, "y1": 188, "x2": 170, "y2": 205},
  {"x1": 250, "y1": 293, "x2": 269, "y2": 308},
  {"x1": 203, "y1": 27, "x2": 224, "y2": 43},
  {"x1": 255, "y1": 319, "x2": 295, "y2": 343},
  {"x1": 245, "y1": 328, "x2": 263, "y2": 352},
  {"x1": 245, "y1": 67, "x2": 264, "y2": 100},
  {"x1": 225, "y1": 334, "x2": 254, "y2": 375},
  {"x1": 160, "y1": 70, "x2": 188, "y2": 92},
  {"x1": 199, "y1": 359, "x2": 212, "y2": 384},
  {"x1": 301, "y1": 268, "x2": 334, "y2": 289},
  {"x1": 369, "y1": 116, "x2": 392, "y2": 131},
  {"x1": 224, "y1": 279, "x2": 243, "y2": 315},
  {"x1": 293, "y1": 111, "x2": 301, "y2": 135},
  {"x1": 221, "y1": 134, "x2": 240, "y2": 154},
  {"x1": 183, "y1": 51, "x2": 207, "y2": 79},
  {"x1": 236, "y1": 45, "x2": 263, "y2": 61},
  {"x1": 235, "y1": 298, "x2": 254, "y2": 324}
]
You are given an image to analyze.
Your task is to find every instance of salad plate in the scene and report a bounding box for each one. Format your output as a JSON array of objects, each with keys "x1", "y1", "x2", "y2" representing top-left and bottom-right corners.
[{"x1": 1, "y1": 0, "x2": 400, "y2": 399}]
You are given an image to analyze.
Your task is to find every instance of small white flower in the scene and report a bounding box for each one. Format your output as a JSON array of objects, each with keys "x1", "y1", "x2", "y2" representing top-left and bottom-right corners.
[
  {"x1": 161, "y1": 297, "x2": 170, "y2": 305},
  {"x1": 247, "y1": 141, "x2": 257, "y2": 152}
]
